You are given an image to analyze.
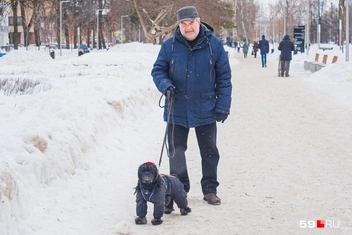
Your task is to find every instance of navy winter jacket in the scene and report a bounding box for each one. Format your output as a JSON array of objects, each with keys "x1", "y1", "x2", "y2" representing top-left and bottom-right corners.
[
  {"x1": 151, "y1": 22, "x2": 232, "y2": 128},
  {"x1": 258, "y1": 35, "x2": 269, "y2": 54},
  {"x1": 278, "y1": 35, "x2": 294, "y2": 61}
]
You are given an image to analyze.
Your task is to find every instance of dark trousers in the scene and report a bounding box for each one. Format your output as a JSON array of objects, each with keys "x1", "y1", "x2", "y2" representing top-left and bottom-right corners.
[
  {"x1": 168, "y1": 122, "x2": 220, "y2": 195},
  {"x1": 280, "y1": 60, "x2": 290, "y2": 76}
]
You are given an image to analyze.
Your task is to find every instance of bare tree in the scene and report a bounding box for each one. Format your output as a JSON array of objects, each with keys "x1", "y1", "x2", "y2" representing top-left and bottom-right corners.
[
  {"x1": 9, "y1": 0, "x2": 19, "y2": 49},
  {"x1": 130, "y1": 0, "x2": 234, "y2": 44},
  {"x1": 268, "y1": 0, "x2": 346, "y2": 44},
  {"x1": 5, "y1": 0, "x2": 237, "y2": 47},
  {"x1": 0, "y1": 0, "x2": 10, "y2": 23},
  {"x1": 20, "y1": 0, "x2": 45, "y2": 48},
  {"x1": 231, "y1": 0, "x2": 258, "y2": 42}
]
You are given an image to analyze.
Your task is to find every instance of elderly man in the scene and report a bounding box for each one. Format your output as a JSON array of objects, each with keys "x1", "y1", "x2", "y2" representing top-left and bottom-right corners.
[{"x1": 151, "y1": 6, "x2": 232, "y2": 207}]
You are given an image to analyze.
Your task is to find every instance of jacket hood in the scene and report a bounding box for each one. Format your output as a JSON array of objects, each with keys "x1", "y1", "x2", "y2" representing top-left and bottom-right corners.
[
  {"x1": 200, "y1": 22, "x2": 214, "y2": 34},
  {"x1": 262, "y1": 35, "x2": 265, "y2": 39},
  {"x1": 283, "y1": 34, "x2": 290, "y2": 40}
]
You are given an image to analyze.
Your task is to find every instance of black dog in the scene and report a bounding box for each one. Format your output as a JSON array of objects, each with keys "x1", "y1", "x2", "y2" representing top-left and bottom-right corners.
[{"x1": 134, "y1": 162, "x2": 191, "y2": 225}]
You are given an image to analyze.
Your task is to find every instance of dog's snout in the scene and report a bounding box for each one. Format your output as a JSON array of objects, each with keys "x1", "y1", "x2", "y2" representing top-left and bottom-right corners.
[
  {"x1": 143, "y1": 178, "x2": 153, "y2": 184},
  {"x1": 141, "y1": 173, "x2": 154, "y2": 184}
]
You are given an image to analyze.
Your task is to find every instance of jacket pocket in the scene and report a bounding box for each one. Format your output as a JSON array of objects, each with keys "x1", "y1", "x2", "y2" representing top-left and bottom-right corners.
[{"x1": 201, "y1": 91, "x2": 216, "y2": 118}]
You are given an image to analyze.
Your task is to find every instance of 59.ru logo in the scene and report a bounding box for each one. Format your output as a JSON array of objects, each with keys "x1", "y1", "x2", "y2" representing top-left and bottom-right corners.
[{"x1": 300, "y1": 220, "x2": 340, "y2": 228}]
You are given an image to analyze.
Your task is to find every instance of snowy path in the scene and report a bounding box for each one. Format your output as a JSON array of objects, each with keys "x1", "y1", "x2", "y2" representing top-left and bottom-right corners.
[
  {"x1": 16, "y1": 48, "x2": 352, "y2": 235},
  {"x1": 217, "y1": 51, "x2": 352, "y2": 234}
]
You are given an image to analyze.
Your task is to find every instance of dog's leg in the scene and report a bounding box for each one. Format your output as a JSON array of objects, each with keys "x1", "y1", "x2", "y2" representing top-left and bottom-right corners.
[
  {"x1": 180, "y1": 207, "x2": 191, "y2": 215},
  {"x1": 165, "y1": 195, "x2": 172, "y2": 207},
  {"x1": 135, "y1": 217, "x2": 147, "y2": 225},
  {"x1": 151, "y1": 218, "x2": 163, "y2": 225},
  {"x1": 164, "y1": 207, "x2": 175, "y2": 214}
]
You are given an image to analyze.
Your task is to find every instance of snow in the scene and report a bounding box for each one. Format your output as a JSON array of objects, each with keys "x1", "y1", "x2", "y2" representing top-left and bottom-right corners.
[{"x1": 1, "y1": 42, "x2": 352, "y2": 234}]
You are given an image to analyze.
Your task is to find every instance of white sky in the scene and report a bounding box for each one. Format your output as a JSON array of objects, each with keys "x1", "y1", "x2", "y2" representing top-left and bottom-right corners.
[{"x1": 1, "y1": 42, "x2": 352, "y2": 234}]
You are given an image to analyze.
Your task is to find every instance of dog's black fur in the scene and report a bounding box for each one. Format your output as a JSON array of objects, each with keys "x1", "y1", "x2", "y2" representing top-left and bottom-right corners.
[{"x1": 134, "y1": 162, "x2": 191, "y2": 225}]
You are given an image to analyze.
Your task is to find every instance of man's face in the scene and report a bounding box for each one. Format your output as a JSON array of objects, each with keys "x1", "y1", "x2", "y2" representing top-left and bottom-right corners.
[{"x1": 179, "y1": 18, "x2": 200, "y2": 41}]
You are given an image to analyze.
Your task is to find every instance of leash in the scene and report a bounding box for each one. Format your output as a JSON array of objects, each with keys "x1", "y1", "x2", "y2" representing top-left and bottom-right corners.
[{"x1": 158, "y1": 90, "x2": 175, "y2": 168}]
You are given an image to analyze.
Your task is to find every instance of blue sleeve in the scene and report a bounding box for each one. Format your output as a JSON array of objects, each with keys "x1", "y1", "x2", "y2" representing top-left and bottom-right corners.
[
  {"x1": 214, "y1": 40, "x2": 232, "y2": 114},
  {"x1": 151, "y1": 43, "x2": 174, "y2": 94}
]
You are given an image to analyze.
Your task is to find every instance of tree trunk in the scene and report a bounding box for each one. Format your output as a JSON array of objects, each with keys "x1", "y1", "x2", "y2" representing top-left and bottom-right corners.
[
  {"x1": 34, "y1": 20, "x2": 41, "y2": 47},
  {"x1": 339, "y1": 0, "x2": 345, "y2": 47},
  {"x1": 56, "y1": 5, "x2": 60, "y2": 48},
  {"x1": 74, "y1": 23, "x2": 78, "y2": 49},
  {"x1": 132, "y1": 0, "x2": 154, "y2": 43},
  {"x1": 64, "y1": 24, "x2": 69, "y2": 49},
  {"x1": 10, "y1": 0, "x2": 19, "y2": 49},
  {"x1": 20, "y1": 3, "x2": 28, "y2": 46}
]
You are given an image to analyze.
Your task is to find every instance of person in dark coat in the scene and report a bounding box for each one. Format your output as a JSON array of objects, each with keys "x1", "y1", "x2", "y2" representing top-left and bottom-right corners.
[
  {"x1": 258, "y1": 35, "x2": 269, "y2": 67},
  {"x1": 253, "y1": 41, "x2": 258, "y2": 58},
  {"x1": 151, "y1": 6, "x2": 232, "y2": 206},
  {"x1": 242, "y1": 41, "x2": 249, "y2": 58},
  {"x1": 278, "y1": 34, "x2": 295, "y2": 77}
]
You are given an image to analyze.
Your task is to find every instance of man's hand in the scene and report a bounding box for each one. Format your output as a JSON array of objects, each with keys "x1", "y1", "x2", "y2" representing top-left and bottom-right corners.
[
  {"x1": 165, "y1": 86, "x2": 175, "y2": 100},
  {"x1": 215, "y1": 113, "x2": 228, "y2": 123}
]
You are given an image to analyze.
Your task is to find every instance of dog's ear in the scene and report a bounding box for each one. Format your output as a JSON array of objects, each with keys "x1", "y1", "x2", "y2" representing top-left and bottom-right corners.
[
  {"x1": 134, "y1": 180, "x2": 140, "y2": 194},
  {"x1": 137, "y1": 164, "x2": 144, "y2": 179},
  {"x1": 151, "y1": 163, "x2": 159, "y2": 175}
]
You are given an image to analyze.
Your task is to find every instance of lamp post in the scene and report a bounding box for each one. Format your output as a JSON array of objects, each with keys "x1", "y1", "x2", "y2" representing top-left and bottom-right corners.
[
  {"x1": 121, "y1": 15, "x2": 129, "y2": 43},
  {"x1": 96, "y1": 9, "x2": 110, "y2": 50},
  {"x1": 60, "y1": 0, "x2": 70, "y2": 56},
  {"x1": 306, "y1": 1, "x2": 310, "y2": 55}
]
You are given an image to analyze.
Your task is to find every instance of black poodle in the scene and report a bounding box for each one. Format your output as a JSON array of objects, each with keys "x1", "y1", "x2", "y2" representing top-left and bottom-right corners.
[{"x1": 134, "y1": 162, "x2": 191, "y2": 225}]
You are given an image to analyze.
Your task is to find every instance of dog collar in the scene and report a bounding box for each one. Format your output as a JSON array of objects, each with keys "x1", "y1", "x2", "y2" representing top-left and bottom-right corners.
[{"x1": 139, "y1": 182, "x2": 157, "y2": 202}]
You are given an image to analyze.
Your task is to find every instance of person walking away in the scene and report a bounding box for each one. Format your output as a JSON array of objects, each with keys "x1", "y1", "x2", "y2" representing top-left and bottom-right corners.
[
  {"x1": 278, "y1": 34, "x2": 294, "y2": 77},
  {"x1": 258, "y1": 35, "x2": 269, "y2": 67},
  {"x1": 242, "y1": 41, "x2": 249, "y2": 58},
  {"x1": 253, "y1": 40, "x2": 258, "y2": 58},
  {"x1": 151, "y1": 6, "x2": 232, "y2": 207},
  {"x1": 237, "y1": 41, "x2": 241, "y2": 53}
]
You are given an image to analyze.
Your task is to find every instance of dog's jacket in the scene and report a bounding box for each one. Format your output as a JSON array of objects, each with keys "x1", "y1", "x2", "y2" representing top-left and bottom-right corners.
[{"x1": 136, "y1": 175, "x2": 188, "y2": 219}]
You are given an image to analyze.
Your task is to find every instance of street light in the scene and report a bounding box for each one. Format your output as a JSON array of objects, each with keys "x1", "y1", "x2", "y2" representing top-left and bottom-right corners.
[
  {"x1": 121, "y1": 15, "x2": 129, "y2": 43},
  {"x1": 60, "y1": 0, "x2": 70, "y2": 56},
  {"x1": 96, "y1": 9, "x2": 110, "y2": 49}
]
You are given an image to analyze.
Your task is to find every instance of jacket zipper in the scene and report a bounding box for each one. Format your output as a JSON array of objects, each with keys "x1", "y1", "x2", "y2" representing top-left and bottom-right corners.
[
  {"x1": 209, "y1": 60, "x2": 213, "y2": 82},
  {"x1": 170, "y1": 59, "x2": 175, "y2": 79}
]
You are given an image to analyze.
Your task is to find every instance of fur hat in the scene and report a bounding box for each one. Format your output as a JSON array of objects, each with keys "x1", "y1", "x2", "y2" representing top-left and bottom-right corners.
[{"x1": 177, "y1": 6, "x2": 199, "y2": 23}]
